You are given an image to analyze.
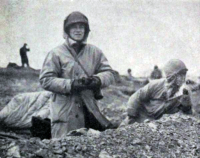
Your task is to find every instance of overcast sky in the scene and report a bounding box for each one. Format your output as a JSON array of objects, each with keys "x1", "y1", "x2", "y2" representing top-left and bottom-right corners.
[{"x1": 1, "y1": 0, "x2": 200, "y2": 76}]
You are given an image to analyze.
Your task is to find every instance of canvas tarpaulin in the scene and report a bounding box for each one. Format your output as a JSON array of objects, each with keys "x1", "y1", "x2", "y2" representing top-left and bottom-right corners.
[{"x1": 0, "y1": 91, "x2": 52, "y2": 128}]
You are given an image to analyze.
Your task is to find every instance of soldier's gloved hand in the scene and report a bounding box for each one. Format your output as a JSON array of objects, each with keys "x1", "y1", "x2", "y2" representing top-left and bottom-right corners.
[
  {"x1": 179, "y1": 94, "x2": 192, "y2": 114},
  {"x1": 87, "y1": 76, "x2": 102, "y2": 91},
  {"x1": 179, "y1": 95, "x2": 192, "y2": 106},
  {"x1": 71, "y1": 79, "x2": 88, "y2": 93}
]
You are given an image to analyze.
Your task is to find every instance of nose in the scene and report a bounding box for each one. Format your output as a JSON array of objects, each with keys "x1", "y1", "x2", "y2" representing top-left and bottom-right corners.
[{"x1": 76, "y1": 27, "x2": 81, "y2": 31}]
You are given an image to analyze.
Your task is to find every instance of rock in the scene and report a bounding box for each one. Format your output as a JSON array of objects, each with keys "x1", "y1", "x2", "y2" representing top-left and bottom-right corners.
[
  {"x1": 0, "y1": 145, "x2": 8, "y2": 150},
  {"x1": 42, "y1": 139, "x2": 51, "y2": 144},
  {"x1": 53, "y1": 149, "x2": 63, "y2": 154},
  {"x1": 61, "y1": 141, "x2": 67, "y2": 147},
  {"x1": 7, "y1": 144, "x2": 21, "y2": 158},
  {"x1": 147, "y1": 122, "x2": 157, "y2": 132},
  {"x1": 74, "y1": 144, "x2": 82, "y2": 152},
  {"x1": 145, "y1": 144, "x2": 151, "y2": 149},
  {"x1": 7, "y1": 142, "x2": 16, "y2": 148},
  {"x1": 35, "y1": 148, "x2": 48, "y2": 158},
  {"x1": 62, "y1": 146, "x2": 67, "y2": 152},
  {"x1": 131, "y1": 138, "x2": 142, "y2": 145},
  {"x1": 99, "y1": 150, "x2": 112, "y2": 158},
  {"x1": 87, "y1": 128, "x2": 101, "y2": 138},
  {"x1": 66, "y1": 128, "x2": 88, "y2": 136}
]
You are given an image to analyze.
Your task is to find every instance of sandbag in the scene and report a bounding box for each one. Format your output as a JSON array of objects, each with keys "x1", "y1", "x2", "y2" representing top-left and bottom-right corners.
[{"x1": 0, "y1": 91, "x2": 52, "y2": 128}]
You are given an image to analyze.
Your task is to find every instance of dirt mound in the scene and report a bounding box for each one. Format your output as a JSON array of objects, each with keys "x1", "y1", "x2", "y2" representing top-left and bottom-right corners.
[
  {"x1": 7, "y1": 63, "x2": 21, "y2": 69},
  {"x1": 0, "y1": 113, "x2": 199, "y2": 158},
  {"x1": 0, "y1": 67, "x2": 200, "y2": 158},
  {"x1": 6, "y1": 62, "x2": 40, "y2": 72}
]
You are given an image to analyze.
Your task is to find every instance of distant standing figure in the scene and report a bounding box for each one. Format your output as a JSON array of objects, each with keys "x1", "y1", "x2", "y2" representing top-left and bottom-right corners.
[
  {"x1": 20, "y1": 43, "x2": 30, "y2": 67},
  {"x1": 127, "y1": 68, "x2": 134, "y2": 81},
  {"x1": 150, "y1": 65, "x2": 162, "y2": 79}
]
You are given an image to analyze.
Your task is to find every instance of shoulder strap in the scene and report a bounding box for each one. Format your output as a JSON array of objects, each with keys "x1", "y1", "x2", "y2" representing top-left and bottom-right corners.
[{"x1": 65, "y1": 44, "x2": 90, "y2": 77}]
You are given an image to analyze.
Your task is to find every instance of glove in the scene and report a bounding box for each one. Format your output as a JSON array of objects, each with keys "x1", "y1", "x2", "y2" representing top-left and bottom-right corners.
[
  {"x1": 87, "y1": 76, "x2": 102, "y2": 91},
  {"x1": 179, "y1": 91, "x2": 192, "y2": 114},
  {"x1": 179, "y1": 95, "x2": 192, "y2": 106},
  {"x1": 71, "y1": 79, "x2": 88, "y2": 93},
  {"x1": 179, "y1": 89, "x2": 191, "y2": 107}
]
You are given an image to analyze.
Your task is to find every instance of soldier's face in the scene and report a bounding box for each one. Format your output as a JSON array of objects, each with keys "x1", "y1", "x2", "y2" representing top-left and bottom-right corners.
[
  {"x1": 69, "y1": 23, "x2": 85, "y2": 41},
  {"x1": 175, "y1": 73, "x2": 186, "y2": 87}
]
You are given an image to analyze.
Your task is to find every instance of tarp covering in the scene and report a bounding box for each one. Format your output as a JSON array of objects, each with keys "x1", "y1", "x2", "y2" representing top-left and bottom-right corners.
[{"x1": 0, "y1": 91, "x2": 52, "y2": 128}]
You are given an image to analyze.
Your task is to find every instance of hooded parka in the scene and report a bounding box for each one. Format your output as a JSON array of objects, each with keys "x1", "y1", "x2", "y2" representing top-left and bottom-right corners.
[{"x1": 40, "y1": 12, "x2": 114, "y2": 138}]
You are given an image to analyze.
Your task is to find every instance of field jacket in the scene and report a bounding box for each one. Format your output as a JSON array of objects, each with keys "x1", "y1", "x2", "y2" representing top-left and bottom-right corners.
[
  {"x1": 127, "y1": 79, "x2": 192, "y2": 122},
  {"x1": 40, "y1": 42, "x2": 114, "y2": 133}
]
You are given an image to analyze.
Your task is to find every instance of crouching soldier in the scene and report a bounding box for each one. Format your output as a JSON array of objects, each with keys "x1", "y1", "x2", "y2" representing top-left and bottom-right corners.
[
  {"x1": 121, "y1": 59, "x2": 192, "y2": 125},
  {"x1": 40, "y1": 11, "x2": 115, "y2": 138}
]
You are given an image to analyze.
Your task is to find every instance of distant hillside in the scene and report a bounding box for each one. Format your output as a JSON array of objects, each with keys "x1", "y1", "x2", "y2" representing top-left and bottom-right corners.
[{"x1": 0, "y1": 67, "x2": 42, "y2": 110}]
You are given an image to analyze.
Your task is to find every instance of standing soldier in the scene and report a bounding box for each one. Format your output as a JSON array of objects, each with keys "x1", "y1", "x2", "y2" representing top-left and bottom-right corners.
[
  {"x1": 127, "y1": 68, "x2": 134, "y2": 81},
  {"x1": 150, "y1": 65, "x2": 162, "y2": 80},
  {"x1": 40, "y1": 11, "x2": 115, "y2": 138},
  {"x1": 20, "y1": 43, "x2": 30, "y2": 67}
]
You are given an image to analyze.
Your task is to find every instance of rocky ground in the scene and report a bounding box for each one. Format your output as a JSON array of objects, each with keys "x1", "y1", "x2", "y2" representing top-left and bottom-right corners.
[
  {"x1": 0, "y1": 68, "x2": 200, "y2": 158},
  {"x1": 0, "y1": 113, "x2": 199, "y2": 158}
]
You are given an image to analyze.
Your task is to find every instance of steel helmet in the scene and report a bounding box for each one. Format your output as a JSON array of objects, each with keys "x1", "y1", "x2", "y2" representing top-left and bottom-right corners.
[
  {"x1": 163, "y1": 59, "x2": 188, "y2": 78},
  {"x1": 63, "y1": 11, "x2": 90, "y2": 41}
]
